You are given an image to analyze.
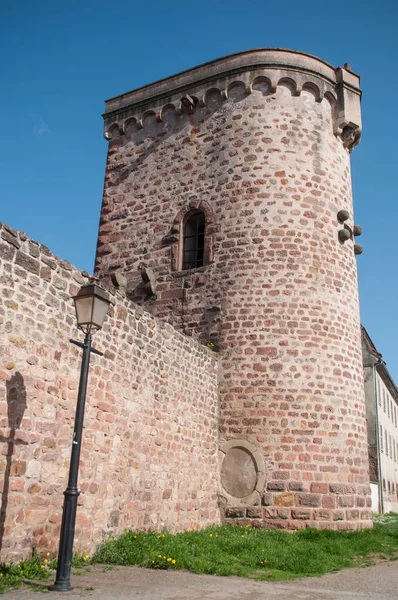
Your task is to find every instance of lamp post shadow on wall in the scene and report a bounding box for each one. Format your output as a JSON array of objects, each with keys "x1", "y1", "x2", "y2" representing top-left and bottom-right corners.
[
  {"x1": 0, "y1": 373, "x2": 28, "y2": 555},
  {"x1": 49, "y1": 282, "x2": 111, "y2": 593}
]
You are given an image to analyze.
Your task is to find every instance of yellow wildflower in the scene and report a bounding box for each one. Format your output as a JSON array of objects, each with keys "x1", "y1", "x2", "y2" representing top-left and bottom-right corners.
[
  {"x1": 157, "y1": 555, "x2": 162, "y2": 558},
  {"x1": 209, "y1": 533, "x2": 213, "y2": 537},
  {"x1": 41, "y1": 565, "x2": 44, "y2": 569},
  {"x1": 172, "y1": 560, "x2": 176, "y2": 564},
  {"x1": 46, "y1": 552, "x2": 51, "y2": 557},
  {"x1": 167, "y1": 558, "x2": 171, "y2": 562},
  {"x1": 44, "y1": 559, "x2": 48, "y2": 563}
]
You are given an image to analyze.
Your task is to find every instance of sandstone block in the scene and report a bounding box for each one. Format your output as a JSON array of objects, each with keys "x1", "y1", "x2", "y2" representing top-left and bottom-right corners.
[
  {"x1": 246, "y1": 507, "x2": 262, "y2": 518},
  {"x1": 0, "y1": 242, "x2": 16, "y2": 260},
  {"x1": 224, "y1": 507, "x2": 246, "y2": 518},
  {"x1": 274, "y1": 492, "x2": 294, "y2": 507},
  {"x1": 15, "y1": 251, "x2": 40, "y2": 275},
  {"x1": 338, "y1": 495, "x2": 355, "y2": 508},
  {"x1": 291, "y1": 509, "x2": 312, "y2": 520},
  {"x1": 310, "y1": 483, "x2": 329, "y2": 494},
  {"x1": 288, "y1": 481, "x2": 304, "y2": 491},
  {"x1": 267, "y1": 481, "x2": 285, "y2": 491},
  {"x1": 296, "y1": 493, "x2": 321, "y2": 507},
  {"x1": 261, "y1": 492, "x2": 273, "y2": 506}
]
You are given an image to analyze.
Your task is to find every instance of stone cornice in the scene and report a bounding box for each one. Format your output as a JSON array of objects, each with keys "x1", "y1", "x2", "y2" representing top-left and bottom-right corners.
[{"x1": 103, "y1": 48, "x2": 362, "y2": 152}]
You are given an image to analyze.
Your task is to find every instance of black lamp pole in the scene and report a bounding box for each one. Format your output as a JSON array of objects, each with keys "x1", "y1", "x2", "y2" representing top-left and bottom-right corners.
[{"x1": 50, "y1": 332, "x2": 102, "y2": 592}]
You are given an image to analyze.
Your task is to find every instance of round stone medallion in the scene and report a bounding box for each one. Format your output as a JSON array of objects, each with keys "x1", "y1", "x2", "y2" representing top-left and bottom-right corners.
[{"x1": 221, "y1": 447, "x2": 257, "y2": 498}]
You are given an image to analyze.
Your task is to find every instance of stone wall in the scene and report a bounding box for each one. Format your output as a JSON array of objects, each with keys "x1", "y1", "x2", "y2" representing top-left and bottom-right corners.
[
  {"x1": 95, "y1": 50, "x2": 372, "y2": 530},
  {"x1": 0, "y1": 222, "x2": 219, "y2": 562}
]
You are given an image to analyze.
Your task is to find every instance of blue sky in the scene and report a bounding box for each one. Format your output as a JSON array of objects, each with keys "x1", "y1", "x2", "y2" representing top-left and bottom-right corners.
[{"x1": 1, "y1": 0, "x2": 398, "y2": 377}]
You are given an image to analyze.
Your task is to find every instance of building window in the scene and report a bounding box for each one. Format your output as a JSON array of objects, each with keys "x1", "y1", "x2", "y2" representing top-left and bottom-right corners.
[
  {"x1": 395, "y1": 405, "x2": 397, "y2": 427},
  {"x1": 387, "y1": 397, "x2": 390, "y2": 418},
  {"x1": 170, "y1": 201, "x2": 215, "y2": 273},
  {"x1": 386, "y1": 428, "x2": 388, "y2": 456},
  {"x1": 394, "y1": 440, "x2": 397, "y2": 463},
  {"x1": 378, "y1": 380, "x2": 381, "y2": 405},
  {"x1": 182, "y1": 211, "x2": 205, "y2": 270},
  {"x1": 383, "y1": 478, "x2": 386, "y2": 491},
  {"x1": 380, "y1": 425, "x2": 383, "y2": 452},
  {"x1": 383, "y1": 389, "x2": 386, "y2": 413},
  {"x1": 390, "y1": 434, "x2": 393, "y2": 458}
]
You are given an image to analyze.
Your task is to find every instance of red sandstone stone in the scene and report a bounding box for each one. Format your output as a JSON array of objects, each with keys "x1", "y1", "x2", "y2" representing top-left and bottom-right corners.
[
  {"x1": 291, "y1": 509, "x2": 312, "y2": 520},
  {"x1": 296, "y1": 493, "x2": 321, "y2": 507},
  {"x1": 310, "y1": 483, "x2": 329, "y2": 494},
  {"x1": 274, "y1": 493, "x2": 294, "y2": 507}
]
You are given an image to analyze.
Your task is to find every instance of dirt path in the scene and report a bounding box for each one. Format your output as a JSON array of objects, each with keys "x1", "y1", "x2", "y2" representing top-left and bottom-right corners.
[{"x1": 5, "y1": 561, "x2": 398, "y2": 599}]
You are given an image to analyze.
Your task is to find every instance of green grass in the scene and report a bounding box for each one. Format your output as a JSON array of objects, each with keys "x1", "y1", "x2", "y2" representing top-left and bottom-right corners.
[
  {"x1": 0, "y1": 549, "x2": 90, "y2": 595},
  {"x1": 1, "y1": 515, "x2": 398, "y2": 593},
  {"x1": 0, "y1": 550, "x2": 52, "y2": 595},
  {"x1": 92, "y1": 513, "x2": 398, "y2": 581}
]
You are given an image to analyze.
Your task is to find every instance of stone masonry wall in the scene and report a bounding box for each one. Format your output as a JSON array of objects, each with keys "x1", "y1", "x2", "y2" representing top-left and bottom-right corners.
[
  {"x1": 0, "y1": 222, "x2": 219, "y2": 562},
  {"x1": 95, "y1": 53, "x2": 372, "y2": 530}
]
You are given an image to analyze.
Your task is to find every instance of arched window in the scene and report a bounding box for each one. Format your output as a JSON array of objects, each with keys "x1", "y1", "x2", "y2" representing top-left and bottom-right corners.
[
  {"x1": 182, "y1": 211, "x2": 205, "y2": 270},
  {"x1": 170, "y1": 201, "x2": 214, "y2": 272}
]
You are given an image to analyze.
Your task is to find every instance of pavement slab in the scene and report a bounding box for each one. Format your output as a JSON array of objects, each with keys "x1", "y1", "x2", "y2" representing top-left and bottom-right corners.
[{"x1": 4, "y1": 561, "x2": 398, "y2": 599}]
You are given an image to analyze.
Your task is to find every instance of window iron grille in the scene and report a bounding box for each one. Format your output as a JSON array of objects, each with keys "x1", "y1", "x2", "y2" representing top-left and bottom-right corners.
[{"x1": 182, "y1": 212, "x2": 205, "y2": 270}]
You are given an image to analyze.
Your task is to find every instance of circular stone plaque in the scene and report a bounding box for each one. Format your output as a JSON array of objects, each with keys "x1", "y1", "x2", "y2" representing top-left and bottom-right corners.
[{"x1": 220, "y1": 447, "x2": 257, "y2": 498}]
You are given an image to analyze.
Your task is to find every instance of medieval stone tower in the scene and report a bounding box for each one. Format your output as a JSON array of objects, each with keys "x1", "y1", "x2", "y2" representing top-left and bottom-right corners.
[{"x1": 95, "y1": 49, "x2": 372, "y2": 530}]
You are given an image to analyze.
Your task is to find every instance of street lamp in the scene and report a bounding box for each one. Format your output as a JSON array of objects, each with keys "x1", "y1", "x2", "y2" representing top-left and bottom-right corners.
[{"x1": 50, "y1": 282, "x2": 111, "y2": 592}]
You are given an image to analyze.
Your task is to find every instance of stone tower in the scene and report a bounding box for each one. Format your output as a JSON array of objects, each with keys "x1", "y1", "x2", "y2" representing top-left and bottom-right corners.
[{"x1": 95, "y1": 49, "x2": 372, "y2": 529}]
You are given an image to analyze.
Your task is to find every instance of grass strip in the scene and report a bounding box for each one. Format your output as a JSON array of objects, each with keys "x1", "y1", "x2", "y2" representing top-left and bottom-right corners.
[
  {"x1": 92, "y1": 513, "x2": 398, "y2": 581},
  {"x1": 0, "y1": 550, "x2": 89, "y2": 595},
  {"x1": 1, "y1": 514, "x2": 398, "y2": 593}
]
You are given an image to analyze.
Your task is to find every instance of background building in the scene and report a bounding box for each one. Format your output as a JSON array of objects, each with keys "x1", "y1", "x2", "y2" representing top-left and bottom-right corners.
[{"x1": 362, "y1": 326, "x2": 398, "y2": 513}]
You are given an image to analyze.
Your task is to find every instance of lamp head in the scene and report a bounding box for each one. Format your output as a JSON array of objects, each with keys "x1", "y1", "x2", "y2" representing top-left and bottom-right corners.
[{"x1": 72, "y1": 282, "x2": 111, "y2": 334}]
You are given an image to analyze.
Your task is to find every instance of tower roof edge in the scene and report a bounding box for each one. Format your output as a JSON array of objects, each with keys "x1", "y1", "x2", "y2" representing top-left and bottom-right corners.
[
  {"x1": 103, "y1": 48, "x2": 360, "y2": 115},
  {"x1": 102, "y1": 48, "x2": 362, "y2": 152}
]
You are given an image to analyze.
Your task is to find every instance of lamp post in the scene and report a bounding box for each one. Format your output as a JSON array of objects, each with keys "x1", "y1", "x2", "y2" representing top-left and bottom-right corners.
[{"x1": 50, "y1": 282, "x2": 111, "y2": 592}]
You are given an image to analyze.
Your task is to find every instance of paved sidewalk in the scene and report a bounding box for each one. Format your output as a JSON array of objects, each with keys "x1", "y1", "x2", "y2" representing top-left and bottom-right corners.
[{"x1": 5, "y1": 561, "x2": 398, "y2": 599}]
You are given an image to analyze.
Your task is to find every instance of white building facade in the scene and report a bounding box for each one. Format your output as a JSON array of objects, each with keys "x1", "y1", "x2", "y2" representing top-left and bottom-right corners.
[{"x1": 362, "y1": 326, "x2": 398, "y2": 513}]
